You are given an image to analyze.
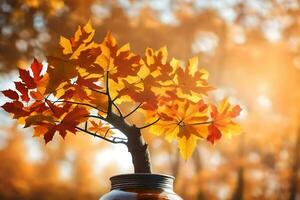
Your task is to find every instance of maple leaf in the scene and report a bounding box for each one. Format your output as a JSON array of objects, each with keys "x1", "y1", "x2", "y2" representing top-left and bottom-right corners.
[
  {"x1": 207, "y1": 98, "x2": 242, "y2": 144},
  {"x1": 24, "y1": 114, "x2": 55, "y2": 128},
  {"x1": 150, "y1": 100, "x2": 210, "y2": 159},
  {"x1": 31, "y1": 58, "x2": 43, "y2": 82},
  {"x1": 39, "y1": 106, "x2": 89, "y2": 143},
  {"x1": 2, "y1": 89, "x2": 19, "y2": 100},
  {"x1": 14, "y1": 82, "x2": 30, "y2": 102},
  {"x1": 96, "y1": 33, "x2": 142, "y2": 82},
  {"x1": 174, "y1": 57, "x2": 213, "y2": 102},
  {"x1": 207, "y1": 124, "x2": 222, "y2": 144},
  {"x1": 89, "y1": 120, "x2": 112, "y2": 137},
  {"x1": 19, "y1": 68, "x2": 36, "y2": 89},
  {"x1": 178, "y1": 135, "x2": 197, "y2": 160},
  {"x1": 1, "y1": 101, "x2": 29, "y2": 119},
  {"x1": 143, "y1": 47, "x2": 173, "y2": 82},
  {"x1": 60, "y1": 20, "x2": 96, "y2": 59},
  {"x1": 45, "y1": 56, "x2": 77, "y2": 94}
]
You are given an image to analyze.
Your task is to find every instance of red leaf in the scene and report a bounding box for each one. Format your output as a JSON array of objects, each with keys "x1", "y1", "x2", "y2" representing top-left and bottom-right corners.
[
  {"x1": 207, "y1": 124, "x2": 222, "y2": 144},
  {"x1": 44, "y1": 126, "x2": 56, "y2": 143},
  {"x1": 31, "y1": 58, "x2": 43, "y2": 81},
  {"x1": 14, "y1": 82, "x2": 30, "y2": 102},
  {"x1": 30, "y1": 90, "x2": 43, "y2": 100},
  {"x1": 76, "y1": 75, "x2": 102, "y2": 90},
  {"x1": 2, "y1": 89, "x2": 19, "y2": 100},
  {"x1": 19, "y1": 68, "x2": 36, "y2": 89},
  {"x1": 230, "y1": 105, "x2": 242, "y2": 118},
  {"x1": 45, "y1": 100, "x2": 72, "y2": 118},
  {"x1": 1, "y1": 101, "x2": 28, "y2": 118},
  {"x1": 59, "y1": 89, "x2": 75, "y2": 100},
  {"x1": 62, "y1": 106, "x2": 88, "y2": 123}
]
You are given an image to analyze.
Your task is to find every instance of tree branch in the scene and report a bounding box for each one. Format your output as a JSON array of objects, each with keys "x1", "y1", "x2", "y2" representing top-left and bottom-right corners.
[
  {"x1": 138, "y1": 118, "x2": 160, "y2": 129},
  {"x1": 112, "y1": 101, "x2": 123, "y2": 117},
  {"x1": 75, "y1": 126, "x2": 127, "y2": 145},
  {"x1": 87, "y1": 115, "x2": 107, "y2": 121},
  {"x1": 124, "y1": 102, "x2": 143, "y2": 119},
  {"x1": 52, "y1": 100, "x2": 107, "y2": 113}
]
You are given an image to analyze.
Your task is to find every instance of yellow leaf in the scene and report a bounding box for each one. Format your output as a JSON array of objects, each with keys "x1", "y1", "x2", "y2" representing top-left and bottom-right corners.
[
  {"x1": 188, "y1": 56, "x2": 198, "y2": 75},
  {"x1": 117, "y1": 43, "x2": 130, "y2": 55},
  {"x1": 59, "y1": 36, "x2": 73, "y2": 55},
  {"x1": 83, "y1": 19, "x2": 94, "y2": 33},
  {"x1": 178, "y1": 135, "x2": 197, "y2": 160},
  {"x1": 157, "y1": 46, "x2": 168, "y2": 64}
]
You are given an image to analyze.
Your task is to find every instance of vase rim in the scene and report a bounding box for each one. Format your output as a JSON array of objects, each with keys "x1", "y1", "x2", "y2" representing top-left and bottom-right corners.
[
  {"x1": 110, "y1": 173, "x2": 175, "y2": 190},
  {"x1": 110, "y1": 173, "x2": 175, "y2": 180}
]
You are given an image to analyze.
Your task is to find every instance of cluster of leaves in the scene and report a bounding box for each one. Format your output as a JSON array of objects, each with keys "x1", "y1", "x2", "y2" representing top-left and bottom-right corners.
[{"x1": 1, "y1": 21, "x2": 241, "y2": 159}]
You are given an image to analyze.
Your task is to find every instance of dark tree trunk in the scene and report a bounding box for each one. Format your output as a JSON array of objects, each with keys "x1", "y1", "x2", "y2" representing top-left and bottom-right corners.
[
  {"x1": 232, "y1": 134, "x2": 245, "y2": 200},
  {"x1": 289, "y1": 127, "x2": 300, "y2": 200},
  {"x1": 126, "y1": 127, "x2": 152, "y2": 173},
  {"x1": 232, "y1": 167, "x2": 244, "y2": 200},
  {"x1": 193, "y1": 147, "x2": 206, "y2": 200},
  {"x1": 107, "y1": 112, "x2": 152, "y2": 173}
]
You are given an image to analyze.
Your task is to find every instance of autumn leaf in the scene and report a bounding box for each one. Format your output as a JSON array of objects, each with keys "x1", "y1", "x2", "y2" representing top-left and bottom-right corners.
[
  {"x1": 24, "y1": 114, "x2": 55, "y2": 128},
  {"x1": 89, "y1": 120, "x2": 112, "y2": 137},
  {"x1": 150, "y1": 100, "x2": 210, "y2": 159},
  {"x1": 2, "y1": 89, "x2": 19, "y2": 100},
  {"x1": 1, "y1": 101, "x2": 29, "y2": 119},
  {"x1": 174, "y1": 57, "x2": 213, "y2": 102},
  {"x1": 14, "y1": 82, "x2": 30, "y2": 102},
  {"x1": 178, "y1": 135, "x2": 197, "y2": 160},
  {"x1": 0, "y1": 20, "x2": 241, "y2": 161},
  {"x1": 31, "y1": 58, "x2": 43, "y2": 81},
  {"x1": 207, "y1": 124, "x2": 222, "y2": 144},
  {"x1": 19, "y1": 68, "x2": 36, "y2": 89},
  {"x1": 45, "y1": 56, "x2": 77, "y2": 94},
  {"x1": 207, "y1": 98, "x2": 242, "y2": 144},
  {"x1": 60, "y1": 36, "x2": 73, "y2": 55}
]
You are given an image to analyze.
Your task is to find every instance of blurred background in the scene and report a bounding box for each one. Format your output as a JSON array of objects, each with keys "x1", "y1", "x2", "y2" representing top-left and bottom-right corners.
[{"x1": 1, "y1": 0, "x2": 300, "y2": 199}]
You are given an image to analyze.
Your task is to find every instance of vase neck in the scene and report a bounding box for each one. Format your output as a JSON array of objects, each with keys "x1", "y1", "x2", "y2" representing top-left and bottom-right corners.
[{"x1": 110, "y1": 173, "x2": 174, "y2": 191}]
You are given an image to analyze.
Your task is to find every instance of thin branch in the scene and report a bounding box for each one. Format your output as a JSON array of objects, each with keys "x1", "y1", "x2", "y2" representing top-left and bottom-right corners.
[
  {"x1": 187, "y1": 121, "x2": 213, "y2": 126},
  {"x1": 112, "y1": 94, "x2": 119, "y2": 102},
  {"x1": 106, "y1": 71, "x2": 113, "y2": 116},
  {"x1": 75, "y1": 126, "x2": 127, "y2": 145},
  {"x1": 105, "y1": 71, "x2": 110, "y2": 97},
  {"x1": 53, "y1": 100, "x2": 107, "y2": 113},
  {"x1": 84, "y1": 121, "x2": 88, "y2": 131},
  {"x1": 138, "y1": 118, "x2": 160, "y2": 129},
  {"x1": 86, "y1": 115, "x2": 106, "y2": 121},
  {"x1": 88, "y1": 87, "x2": 107, "y2": 95},
  {"x1": 124, "y1": 102, "x2": 143, "y2": 119},
  {"x1": 112, "y1": 102, "x2": 123, "y2": 117},
  {"x1": 104, "y1": 128, "x2": 110, "y2": 138}
]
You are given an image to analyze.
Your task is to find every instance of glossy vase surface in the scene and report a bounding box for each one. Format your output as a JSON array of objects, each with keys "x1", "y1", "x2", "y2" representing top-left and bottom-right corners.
[{"x1": 100, "y1": 173, "x2": 182, "y2": 200}]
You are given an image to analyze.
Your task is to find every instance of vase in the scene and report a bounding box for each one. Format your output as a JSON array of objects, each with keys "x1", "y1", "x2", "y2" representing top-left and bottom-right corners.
[{"x1": 100, "y1": 173, "x2": 183, "y2": 200}]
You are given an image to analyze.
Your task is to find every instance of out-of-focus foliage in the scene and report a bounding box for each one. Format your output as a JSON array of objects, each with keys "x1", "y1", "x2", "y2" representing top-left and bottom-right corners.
[{"x1": 1, "y1": 0, "x2": 300, "y2": 200}]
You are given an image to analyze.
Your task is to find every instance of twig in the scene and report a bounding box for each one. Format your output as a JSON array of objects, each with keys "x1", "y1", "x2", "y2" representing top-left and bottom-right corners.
[
  {"x1": 53, "y1": 100, "x2": 107, "y2": 113},
  {"x1": 112, "y1": 102, "x2": 123, "y2": 117},
  {"x1": 187, "y1": 121, "x2": 213, "y2": 126},
  {"x1": 138, "y1": 118, "x2": 160, "y2": 129},
  {"x1": 88, "y1": 87, "x2": 107, "y2": 95},
  {"x1": 124, "y1": 102, "x2": 143, "y2": 119},
  {"x1": 75, "y1": 126, "x2": 127, "y2": 145},
  {"x1": 86, "y1": 115, "x2": 106, "y2": 121}
]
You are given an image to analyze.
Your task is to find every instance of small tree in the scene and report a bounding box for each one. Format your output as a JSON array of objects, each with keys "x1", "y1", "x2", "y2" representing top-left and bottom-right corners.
[{"x1": 1, "y1": 21, "x2": 241, "y2": 173}]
